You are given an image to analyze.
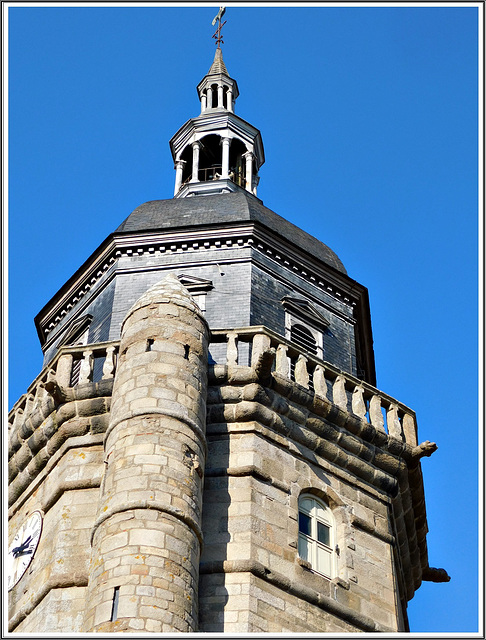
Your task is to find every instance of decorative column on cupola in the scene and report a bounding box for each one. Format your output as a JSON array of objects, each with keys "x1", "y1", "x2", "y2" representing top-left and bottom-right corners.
[{"x1": 169, "y1": 8, "x2": 265, "y2": 198}]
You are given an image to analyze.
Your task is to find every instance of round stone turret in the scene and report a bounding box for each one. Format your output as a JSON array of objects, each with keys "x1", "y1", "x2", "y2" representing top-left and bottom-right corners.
[{"x1": 83, "y1": 274, "x2": 209, "y2": 633}]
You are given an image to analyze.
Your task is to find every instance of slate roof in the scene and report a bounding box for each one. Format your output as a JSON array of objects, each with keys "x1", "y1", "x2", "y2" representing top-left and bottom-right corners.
[{"x1": 115, "y1": 191, "x2": 347, "y2": 274}]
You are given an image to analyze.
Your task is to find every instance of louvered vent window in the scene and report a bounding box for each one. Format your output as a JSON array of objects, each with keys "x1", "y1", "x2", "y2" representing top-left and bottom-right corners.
[
  {"x1": 70, "y1": 357, "x2": 82, "y2": 387},
  {"x1": 291, "y1": 323, "x2": 318, "y2": 356}
]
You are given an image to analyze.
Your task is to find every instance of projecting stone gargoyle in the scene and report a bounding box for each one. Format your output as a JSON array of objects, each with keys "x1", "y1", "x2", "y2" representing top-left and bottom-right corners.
[
  {"x1": 411, "y1": 440, "x2": 438, "y2": 460},
  {"x1": 41, "y1": 370, "x2": 69, "y2": 405},
  {"x1": 422, "y1": 566, "x2": 451, "y2": 583},
  {"x1": 254, "y1": 347, "x2": 276, "y2": 382}
]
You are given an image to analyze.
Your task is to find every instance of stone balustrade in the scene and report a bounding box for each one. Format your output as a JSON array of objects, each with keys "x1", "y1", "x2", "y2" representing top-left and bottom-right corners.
[
  {"x1": 8, "y1": 328, "x2": 417, "y2": 448},
  {"x1": 8, "y1": 341, "x2": 120, "y2": 432},
  {"x1": 210, "y1": 326, "x2": 418, "y2": 448}
]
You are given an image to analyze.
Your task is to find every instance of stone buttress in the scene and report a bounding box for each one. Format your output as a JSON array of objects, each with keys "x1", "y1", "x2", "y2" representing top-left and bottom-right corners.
[{"x1": 82, "y1": 274, "x2": 209, "y2": 632}]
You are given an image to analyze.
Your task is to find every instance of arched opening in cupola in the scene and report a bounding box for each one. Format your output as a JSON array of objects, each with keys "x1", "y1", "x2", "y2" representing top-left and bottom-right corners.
[
  {"x1": 180, "y1": 145, "x2": 193, "y2": 185},
  {"x1": 210, "y1": 84, "x2": 218, "y2": 108},
  {"x1": 198, "y1": 134, "x2": 223, "y2": 181},
  {"x1": 228, "y1": 139, "x2": 248, "y2": 188}
]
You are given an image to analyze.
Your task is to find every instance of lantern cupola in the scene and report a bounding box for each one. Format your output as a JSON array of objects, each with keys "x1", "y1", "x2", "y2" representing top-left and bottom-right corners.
[{"x1": 170, "y1": 40, "x2": 264, "y2": 198}]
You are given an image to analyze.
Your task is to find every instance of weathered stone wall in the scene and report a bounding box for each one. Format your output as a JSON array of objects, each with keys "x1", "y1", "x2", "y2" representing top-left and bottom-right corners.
[
  {"x1": 9, "y1": 339, "x2": 433, "y2": 634},
  {"x1": 8, "y1": 427, "x2": 105, "y2": 633},
  {"x1": 200, "y1": 406, "x2": 400, "y2": 632}
]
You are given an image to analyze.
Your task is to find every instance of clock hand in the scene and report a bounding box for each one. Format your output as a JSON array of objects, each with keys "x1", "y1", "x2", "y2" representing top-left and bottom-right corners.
[{"x1": 12, "y1": 535, "x2": 33, "y2": 558}]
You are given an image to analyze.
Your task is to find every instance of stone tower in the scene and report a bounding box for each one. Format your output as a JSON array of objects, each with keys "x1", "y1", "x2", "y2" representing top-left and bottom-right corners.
[{"x1": 8, "y1": 30, "x2": 449, "y2": 634}]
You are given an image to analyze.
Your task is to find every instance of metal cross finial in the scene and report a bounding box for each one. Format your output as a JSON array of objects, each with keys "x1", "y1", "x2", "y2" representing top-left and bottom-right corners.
[{"x1": 211, "y1": 6, "x2": 226, "y2": 48}]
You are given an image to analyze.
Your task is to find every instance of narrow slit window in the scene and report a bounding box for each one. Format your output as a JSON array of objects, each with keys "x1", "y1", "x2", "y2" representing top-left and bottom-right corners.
[{"x1": 110, "y1": 586, "x2": 120, "y2": 621}]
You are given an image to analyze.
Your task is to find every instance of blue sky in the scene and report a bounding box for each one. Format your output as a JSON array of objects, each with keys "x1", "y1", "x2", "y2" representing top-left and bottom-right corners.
[{"x1": 7, "y1": 3, "x2": 481, "y2": 634}]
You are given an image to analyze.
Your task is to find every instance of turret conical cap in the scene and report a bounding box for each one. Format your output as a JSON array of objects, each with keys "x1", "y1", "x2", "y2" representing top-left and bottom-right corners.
[{"x1": 208, "y1": 47, "x2": 229, "y2": 76}]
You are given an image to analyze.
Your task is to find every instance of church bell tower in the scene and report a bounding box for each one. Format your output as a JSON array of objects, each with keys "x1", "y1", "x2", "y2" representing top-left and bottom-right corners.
[{"x1": 8, "y1": 10, "x2": 449, "y2": 634}]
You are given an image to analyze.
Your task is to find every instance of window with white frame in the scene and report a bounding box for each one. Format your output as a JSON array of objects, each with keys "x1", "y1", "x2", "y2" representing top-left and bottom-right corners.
[{"x1": 298, "y1": 494, "x2": 335, "y2": 578}]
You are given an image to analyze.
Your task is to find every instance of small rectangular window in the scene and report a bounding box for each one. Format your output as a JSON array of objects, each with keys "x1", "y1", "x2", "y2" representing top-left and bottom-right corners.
[
  {"x1": 316, "y1": 545, "x2": 332, "y2": 577},
  {"x1": 317, "y1": 521, "x2": 330, "y2": 546},
  {"x1": 299, "y1": 511, "x2": 311, "y2": 536},
  {"x1": 298, "y1": 534, "x2": 310, "y2": 562}
]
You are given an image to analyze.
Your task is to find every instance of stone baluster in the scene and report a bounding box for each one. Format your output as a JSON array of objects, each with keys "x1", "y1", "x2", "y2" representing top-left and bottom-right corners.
[
  {"x1": 78, "y1": 349, "x2": 94, "y2": 385},
  {"x1": 352, "y1": 385, "x2": 367, "y2": 420},
  {"x1": 226, "y1": 332, "x2": 238, "y2": 366},
  {"x1": 275, "y1": 344, "x2": 290, "y2": 378},
  {"x1": 13, "y1": 408, "x2": 24, "y2": 432},
  {"x1": 56, "y1": 353, "x2": 74, "y2": 388},
  {"x1": 295, "y1": 354, "x2": 309, "y2": 389},
  {"x1": 102, "y1": 345, "x2": 117, "y2": 380},
  {"x1": 33, "y1": 382, "x2": 45, "y2": 409},
  {"x1": 313, "y1": 365, "x2": 327, "y2": 398},
  {"x1": 24, "y1": 394, "x2": 35, "y2": 417},
  {"x1": 369, "y1": 395, "x2": 385, "y2": 432},
  {"x1": 251, "y1": 333, "x2": 271, "y2": 368},
  {"x1": 333, "y1": 375, "x2": 348, "y2": 411},
  {"x1": 402, "y1": 413, "x2": 418, "y2": 447},
  {"x1": 387, "y1": 403, "x2": 403, "y2": 440}
]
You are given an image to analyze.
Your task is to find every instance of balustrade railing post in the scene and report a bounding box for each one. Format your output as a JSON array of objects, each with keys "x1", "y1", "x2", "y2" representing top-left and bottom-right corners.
[
  {"x1": 295, "y1": 354, "x2": 309, "y2": 389},
  {"x1": 387, "y1": 403, "x2": 403, "y2": 440},
  {"x1": 56, "y1": 353, "x2": 74, "y2": 388},
  {"x1": 275, "y1": 343, "x2": 290, "y2": 378},
  {"x1": 226, "y1": 332, "x2": 239, "y2": 366},
  {"x1": 13, "y1": 408, "x2": 24, "y2": 431},
  {"x1": 369, "y1": 395, "x2": 385, "y2": 432},
  {"x1": 102, "y1": 345, "x2": 117, "y2": 380},
  {"x1": 251, "y1": 333, "x2": 271, "y2": 368},
  {"x1": 333, "y1": 375, "x2": 348, "y2": 411},
  {"x1": 313, "y1": 365, "x2": 327, "y2": 398},
  {"x1": 402, "y1": 413, "x2": 418, "y2": 447},
  {"x1": 352, "y1": 385, "x2": 367, "y2": 419},
  {"x1": 78, "y1": 349, "x2": 94, "y2": 385},
  {"x1": 24, "y1": 394, "x2": 35, "y2": 417}
]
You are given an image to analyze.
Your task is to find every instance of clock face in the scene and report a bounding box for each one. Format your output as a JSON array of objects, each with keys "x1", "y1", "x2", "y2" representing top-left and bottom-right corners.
[{"x1": 8, "y1": 511, "x2": 43, "y2": 591}]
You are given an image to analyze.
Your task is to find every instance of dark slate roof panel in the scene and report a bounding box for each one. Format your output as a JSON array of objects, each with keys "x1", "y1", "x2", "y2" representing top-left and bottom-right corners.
[{"x1": 115, "y1": 191, "x2": 347, "y2": 274}]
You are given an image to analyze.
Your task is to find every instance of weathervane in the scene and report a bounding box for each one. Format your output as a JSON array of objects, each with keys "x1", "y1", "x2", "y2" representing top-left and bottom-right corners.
[{"x1": 211, "y1": 6, "x2": 226, "y2": 48}]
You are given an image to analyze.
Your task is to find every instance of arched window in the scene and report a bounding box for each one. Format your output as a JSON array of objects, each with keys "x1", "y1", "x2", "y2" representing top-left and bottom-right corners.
[{"x1": 298, "y1": 494, "x2": 335, "y2": 578}]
